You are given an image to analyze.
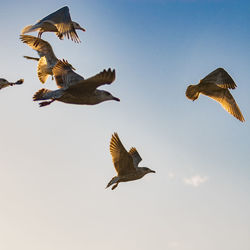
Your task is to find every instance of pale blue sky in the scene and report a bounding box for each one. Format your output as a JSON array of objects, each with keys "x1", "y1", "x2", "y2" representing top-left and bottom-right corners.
[{"x1": 0, "y1": 1, "x2": 249, "y2": 250}]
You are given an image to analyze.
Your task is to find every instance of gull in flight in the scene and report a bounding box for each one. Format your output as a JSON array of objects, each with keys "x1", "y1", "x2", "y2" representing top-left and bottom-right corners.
[
  {"x1": 21, "y1": 6, "x2": 85, "y2": 44},
  {"x1": 185, "y1": 68, "x2": 245, "y2": 122},
  {"x1": 20, "y1": 35, "x2": 75, "y2": 84},
  {"x1": 0, "y1": 78, "x2": 24, "y2": 90},
  {"x1": 107, "y1": 133, "x2": 155, "y2": 190},
  {"x1": 33, "y1": 60, "x2": 120, "y2": 107}
]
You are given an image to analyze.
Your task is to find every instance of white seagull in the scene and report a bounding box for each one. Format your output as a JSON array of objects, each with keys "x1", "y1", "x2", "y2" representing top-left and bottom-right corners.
[
  {"x1": 33, "y1": 59, "x2": 120, "y2": 107},
  {"x1": 21, "y1": 6, "x2": 85, "y2": 44},
  {"x1": 186, "y1": 68, "x2": 245, "y2": 122},
  {"x1": 106, "y1": 133, "x2": 155, "y2": 190},
  {"x1": 20, "y1": 35, "x2": 75, "y2": 84}
]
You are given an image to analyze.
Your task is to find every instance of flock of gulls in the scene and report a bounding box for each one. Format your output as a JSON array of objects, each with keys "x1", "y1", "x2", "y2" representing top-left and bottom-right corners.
[{"x1": 1, "y1": 6, "x2": 245, "y2": 190}]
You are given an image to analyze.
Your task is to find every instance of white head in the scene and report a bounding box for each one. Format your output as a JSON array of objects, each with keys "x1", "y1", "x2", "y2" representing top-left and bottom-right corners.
[
  {"x1": 141, "y1": 167, "x2": 155, "y2": 174},
  {"x1": 97, "y1": 90, "x2": 120, "y2": 103},
  {"x1": 72, "y1": 22, "x2": 86, "y2": 32}
]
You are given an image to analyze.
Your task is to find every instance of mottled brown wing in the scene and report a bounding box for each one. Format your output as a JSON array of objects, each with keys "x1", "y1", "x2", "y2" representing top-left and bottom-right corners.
[
  {"x1": 52, "y1": 59, "x2": 83, "y2": 88},
  {"x1": 20, "y1": 35, "x2": 57, "y2": 63},
  {"x1": 38, "y1": 6, "x2": 80, "y2": 43},
  {"x1": 129, "y1": 147, "x2": 142, "y2": 167},
  {"x1": 67, "y1": 68, "x2": 115, "y2": 94},
  {"x1": 200, "y1": 68, "x2": 237, "y2": 89},
  {"x1": 110, "y1": 133, "x2": 136, "y2": 176},
  {"x1": 206, "y1": 89, "x2": 245, "y2": 122}
]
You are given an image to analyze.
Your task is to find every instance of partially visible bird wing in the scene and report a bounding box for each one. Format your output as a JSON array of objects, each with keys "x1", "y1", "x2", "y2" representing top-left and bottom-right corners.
[
  {"x1": 129, "y1": 147, "x2": 142, "y2": 167},
  {"x1": 20, "y1": 35, "x2": 57, "y2": 64},
  {"x1": 200, "y1": 68, "x2": 237, "y2": 89},
  {"x1": 38, "y1": 6, "x2": 80, "y2": 43},
  {"x1": 110, "y1": 133, "x2": 136, "y2": 176},
  {"x1": 205, "y1": 89, "x2": 245, "y2": 122},
  {"x1": 66, "y1": 68, "x2": 115, "y2": 95},
  {"x1": 52, "y1": 59, "x2": 83, "y2": 88}
]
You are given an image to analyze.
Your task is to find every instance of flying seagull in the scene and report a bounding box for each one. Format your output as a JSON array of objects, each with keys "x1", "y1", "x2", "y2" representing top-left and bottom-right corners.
[
  {"x1": 33, "y1": 59, "x2": 120, "y2": 107},
  {"x1": 107, "y1": 133, "x2": 155, "y2": 190},
  {"x1": 20, "y1": 35, "x2": 75, "y2": 84},
  {"x1": 185, "y1": 68, "x2": 245, "y2": 122},
  {"x1": 0, "y1": 78, "x2": 24, "y2": 90},
  {"x1": 21, "y1": 6, "x2": 85, "y2": 44}
]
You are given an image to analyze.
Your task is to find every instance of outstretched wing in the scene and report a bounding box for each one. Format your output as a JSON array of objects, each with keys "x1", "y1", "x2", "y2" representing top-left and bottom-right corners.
[
  {"x1": 200, "y1": 68, "x2": 237, "y2": 89},
  {"x1": 67, "y1": 68, "x2": 116, "y2": 94},
  {"x1": 52, "y1": 59, "x2": 83, "y2": 88},
  {"x1": 129, "y1": 147, "x2": 142, "y2": 167},
  {"x1": 38, "y1": 6, "x2": 80, "y2": 43},
  {"x1": 110, "y1": 133, "x2": 136, "y2": 176},
  {"x1": 20, "y1": 35, "x2": 57, "y2": 65},
  {"x1": 206, "y1": 89, "x2": 245, "y2": 122}
]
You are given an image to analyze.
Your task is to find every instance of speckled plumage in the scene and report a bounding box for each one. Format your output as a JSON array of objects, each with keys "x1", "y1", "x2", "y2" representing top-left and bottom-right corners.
[
  {"x1": 21, "y1": 6, "x2": 85, "y2": 43},
  {"x1": 107, "y1": 133, "x2": 155, "y2": 190},
  {"x1": 33, "y1": 60, "x2": 119, "y2": 107},
  {"x1": 186, "y1": 68, "x2": 245, "y2": 122}
]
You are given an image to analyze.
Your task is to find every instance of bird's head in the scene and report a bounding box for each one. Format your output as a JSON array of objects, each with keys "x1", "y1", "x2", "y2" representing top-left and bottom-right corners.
[
  {"x1": 100, "y1": 90, "x2": 120, "y2": 102},
  {"x1": 141, "y1": 167, "x2": 156, "y2": 175},
  {"x1": 72, "y1": 22, "x2": 86, "y2": 32}
]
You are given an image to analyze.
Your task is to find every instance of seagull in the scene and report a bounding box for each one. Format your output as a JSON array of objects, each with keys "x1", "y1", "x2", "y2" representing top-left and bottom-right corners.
[
  {"x1": 20, "y1": 35, "x2": 75, "y2": 84},
  {"x1": 21, "y1": 6, "x2": 85, "y2": 43},
  {"x1": 106, "y1": 133, "x2": 155, "y2": 190},
  {"x1": 33, "y1": 59, "x2": 120, "y2": 107},
  {"x1": 0, "y1": 78, "x2": 24, "y2": 90},
  {"x1": 185, "y1": 68, "x2": 245, "y2": 122}
]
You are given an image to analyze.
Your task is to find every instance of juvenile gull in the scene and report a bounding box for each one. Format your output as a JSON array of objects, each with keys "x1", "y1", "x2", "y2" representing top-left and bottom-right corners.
[
  {"x1": 0, "y1": 78, "x2": 24, "y2": 90},
  {"x1": 33, "y1": 59, "x2": 119, "y2": 107},
  {"x1": 185, "y1": 68, "x2": 245, "y2": 122},
  {"x1": 21, "y1": 6, "x2": 85, "y2": 43},
  {"x1": 106, "y1": 133, "x2": 155, "y2": 190},
  {"x1": 20, "y1": 35, "x2": 75, "y2": 83}
]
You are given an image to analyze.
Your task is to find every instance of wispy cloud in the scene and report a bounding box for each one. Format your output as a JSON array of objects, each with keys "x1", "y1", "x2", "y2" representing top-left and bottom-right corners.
[
  {"x1": 168, "y1": 172, "x2": 176, "y2": 179},
  {"x1": 183, "y1": 175, "x2": 208, "y2": 187},
  {"x1": 168, "y1": 241, "x2": 180, "y2": 248}
]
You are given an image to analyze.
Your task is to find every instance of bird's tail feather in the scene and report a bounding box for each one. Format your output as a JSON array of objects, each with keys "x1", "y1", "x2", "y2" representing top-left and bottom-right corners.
[
  {"x1": 186, "y1": 85, "x2": 200, "y2": 101},
  {"x1": 33, "y1": 88, "x2": 52, "y2": 101},
  {"x1": 21, "y1": 25, "x2": 38, "y2": 34}
]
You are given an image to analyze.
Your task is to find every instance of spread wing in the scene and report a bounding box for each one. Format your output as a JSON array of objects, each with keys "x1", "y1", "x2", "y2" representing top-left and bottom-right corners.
[
  {"x1": 109, "y1": 133, "x2": 136, "y2": 176},
  {"x1": 52, "y1": 59, "x2": 84, "y2": 88},
  {"x1": 129, "y1": 147, "x2": 142, "y2": 167},
  {"x1": 200, "y1": 68, "x2": 237, "y2": 89},
  {"x1": 20, "y1": 35, "x2": 57, "y2": 65},
  {"x1": 38, "y1": 6, "x2": 80, "y2": 43},
  {"x1": 206, "y1": 89, "x2": 245, "y2": 122},
  {"x1": 66, "y1": 68, "x2": 115, "y2": 95}
]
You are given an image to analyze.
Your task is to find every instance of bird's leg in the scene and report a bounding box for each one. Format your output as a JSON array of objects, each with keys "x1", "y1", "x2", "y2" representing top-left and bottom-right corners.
[
  {"x1": 34, "y1": 31, "x2": 43, "y2": 47},
  {"x1": 39, "y1": 99, "x2": 55, "y2": 107}
]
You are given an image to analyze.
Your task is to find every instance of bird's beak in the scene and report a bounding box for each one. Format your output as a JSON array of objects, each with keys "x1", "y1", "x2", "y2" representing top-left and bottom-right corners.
[
  {"x1": 113, "y1": 97, "x2": 120, "y2": 102},
  {"x1": 80, "y1": 27, "x2": 86, "y2": 32},
  {"x1": 150, "y1": 170, "x2": 156, "y2": 173}
]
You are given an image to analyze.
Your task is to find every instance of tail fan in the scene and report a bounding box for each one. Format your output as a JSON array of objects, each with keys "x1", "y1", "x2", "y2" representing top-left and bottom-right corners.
[{"x1": 185, "y1": 85, "x2": 200, "y2": 101}]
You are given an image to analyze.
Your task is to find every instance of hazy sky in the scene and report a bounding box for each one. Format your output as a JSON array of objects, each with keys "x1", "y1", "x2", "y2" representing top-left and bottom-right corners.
[{"x1": 0, "y1": 0, "x2": 249, "y2": 250}]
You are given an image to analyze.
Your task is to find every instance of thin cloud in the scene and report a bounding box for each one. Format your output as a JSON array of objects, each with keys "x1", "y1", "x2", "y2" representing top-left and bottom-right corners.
[{"x1": 183, "y1": 175, "x2": 208, "y2": 187}]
